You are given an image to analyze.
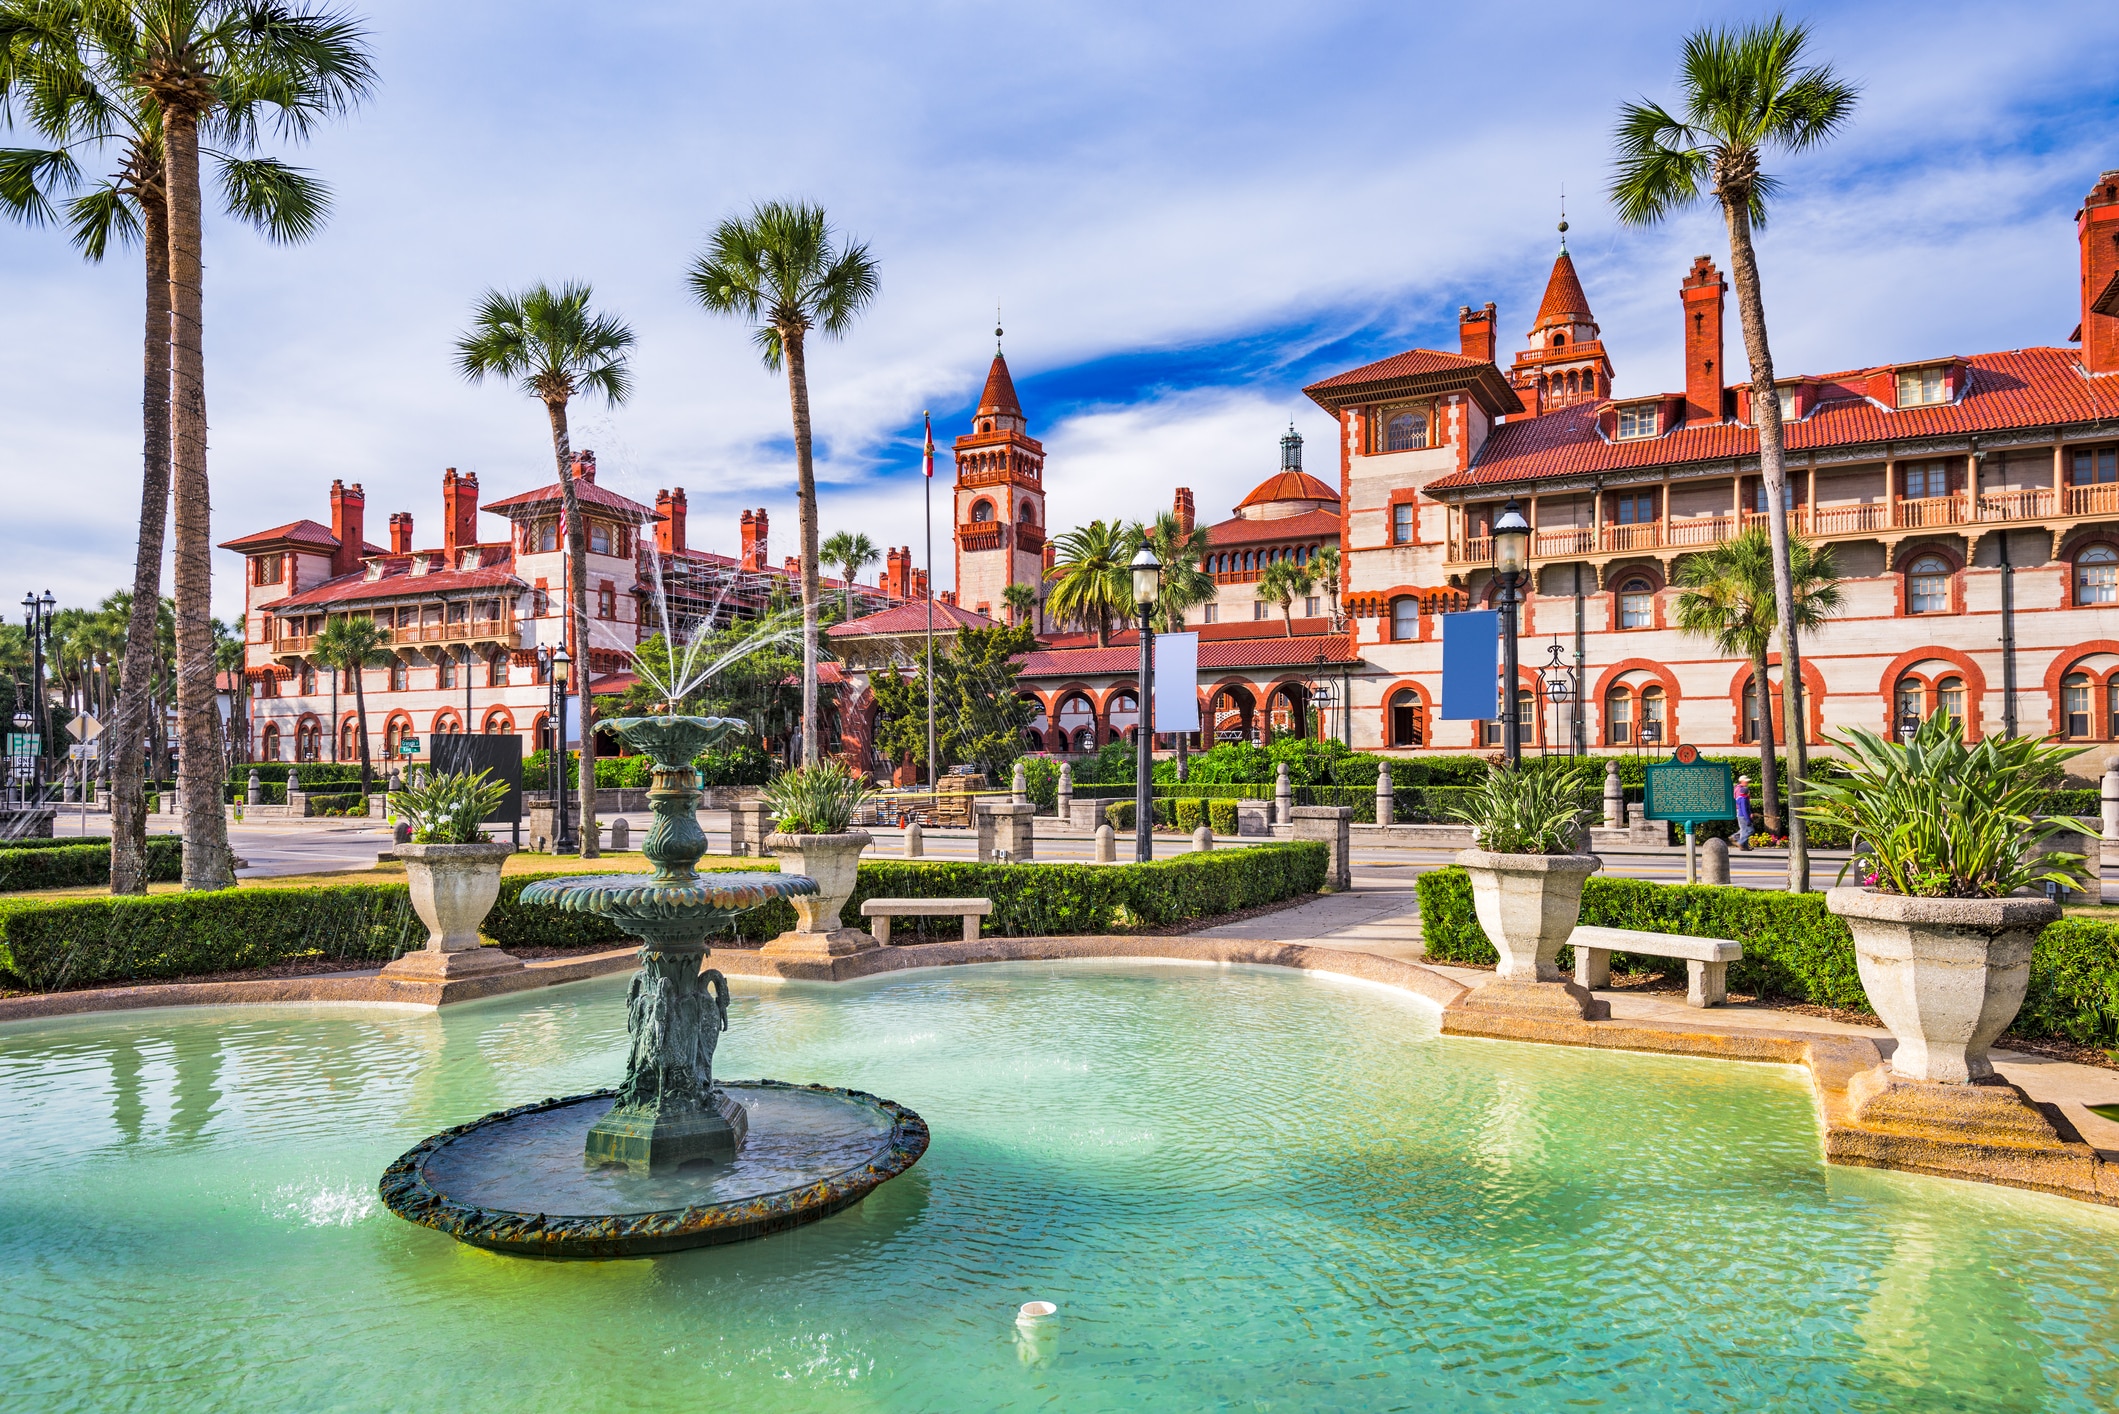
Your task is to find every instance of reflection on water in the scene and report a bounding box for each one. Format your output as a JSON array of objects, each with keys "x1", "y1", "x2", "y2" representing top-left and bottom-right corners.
[{"x1": 3, "y1": 965, "x2": 2119, "y2": 1413}]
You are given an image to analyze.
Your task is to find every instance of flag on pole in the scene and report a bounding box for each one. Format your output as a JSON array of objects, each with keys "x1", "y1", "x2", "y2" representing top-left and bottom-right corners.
[{"x1": 923, "y1": 411, "x2": 934, "y2": 477}]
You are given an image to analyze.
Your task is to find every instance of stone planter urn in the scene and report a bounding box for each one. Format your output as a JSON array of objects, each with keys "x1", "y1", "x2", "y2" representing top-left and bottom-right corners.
[
  {"x1": 762, "y1": 831, "x2": 874, "y2": 958},
  {"x1": 380, "y1": 841, "x2": 523, "y2": 981},
  {"x1": 1454, "y1": 849, "x2": 1607, "y2": 1020},
  {"x1": 1826, "y1": 887, "x2": 2059, "y2": 1085}
]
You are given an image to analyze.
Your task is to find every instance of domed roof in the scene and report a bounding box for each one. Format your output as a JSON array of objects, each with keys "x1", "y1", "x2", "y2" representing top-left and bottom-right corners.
[{"x1": 1235, "y1": 469, "x2": 1339, "y2": 510}]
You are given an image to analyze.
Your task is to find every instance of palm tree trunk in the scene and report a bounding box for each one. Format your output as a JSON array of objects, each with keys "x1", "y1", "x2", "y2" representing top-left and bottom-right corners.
[
  {"x1": 162, "y1": 107, "x2": 233, "y2": 891},
  {"x1": 784, "y1": 328, "x2": 821, "y2": 766},
  {"x1": 545, "y1": 399, "x2": 599, "y2": 856},
  {"x1": 353, "y1": 667, "x2": 371, "y2": 797},
  {"x1": 1752, "y1": 649, "x2": 1781, "y2": 837},
  {"x1": 1722, "y1": 194, "x2": 1809, "y2": 892}
]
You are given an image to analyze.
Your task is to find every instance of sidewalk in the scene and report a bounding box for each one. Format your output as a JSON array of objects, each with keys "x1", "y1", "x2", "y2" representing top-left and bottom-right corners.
[{"x1": 1195, "y1": 873, "x2": 2119, "y2": 1157}]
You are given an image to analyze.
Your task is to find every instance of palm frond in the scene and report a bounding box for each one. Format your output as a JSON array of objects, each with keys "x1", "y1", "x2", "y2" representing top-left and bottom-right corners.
[
  {"x1": 64, "y1": 175, "x2": 137, "y2": 257},
  {"x1": 212, "y1": 152, "x2": 326, "y2": 242},
  {"x1": 0, "y1": 142, "x2": 76, "y2": 223}
]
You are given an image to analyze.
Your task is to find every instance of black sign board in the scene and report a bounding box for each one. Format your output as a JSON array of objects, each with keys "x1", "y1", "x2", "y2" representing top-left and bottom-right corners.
[{"x1": 427, "y1": 734, "x2": 525, "y2": 822}]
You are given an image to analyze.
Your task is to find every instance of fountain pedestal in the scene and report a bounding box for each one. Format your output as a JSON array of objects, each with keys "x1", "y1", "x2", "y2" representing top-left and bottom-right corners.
[{"x1": 585, "y1": 936, "x2": 749, "y2": 1171}]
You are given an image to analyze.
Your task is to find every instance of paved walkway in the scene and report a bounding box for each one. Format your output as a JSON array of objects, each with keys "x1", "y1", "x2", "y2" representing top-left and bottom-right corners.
[{"x1": 1196, "y1": 873, "x2": 2119, "y2": 1157}]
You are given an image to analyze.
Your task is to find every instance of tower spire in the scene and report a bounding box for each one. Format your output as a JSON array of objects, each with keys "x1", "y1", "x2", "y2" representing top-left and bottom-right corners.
[
  {"x1": 1558, "y1": 183, "x2": 1568, "y2": 250},
  {"x1": 996, "y1": 303, "x2": 1003, "y2": 353}
]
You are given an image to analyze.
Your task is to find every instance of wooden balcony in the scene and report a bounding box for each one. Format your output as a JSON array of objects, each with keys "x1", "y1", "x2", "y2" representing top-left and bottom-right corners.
[
  {"x1": 273, "y1": 612, "x2": 517, "y2": 660},
  {"x1": 957, "y1": 523, "x2": 1005, "y2": 553}
]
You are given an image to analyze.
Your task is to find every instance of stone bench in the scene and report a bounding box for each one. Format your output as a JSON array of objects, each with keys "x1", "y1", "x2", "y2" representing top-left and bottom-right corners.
[
  {"x1": 1568, "y1": 925, "x2": 1743, "y2": 1008},
  {"x1": 859, "y1": 897, "x2": 992, "y2": 944}
]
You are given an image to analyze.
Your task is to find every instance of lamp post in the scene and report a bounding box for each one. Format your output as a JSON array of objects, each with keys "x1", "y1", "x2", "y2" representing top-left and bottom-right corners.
[
  {"x1": 1491, "y1": 501, "x2": 1531, "y2": 766},
  {"x1": 21, "y1": 590, "x2": 56, "y2": 802},
  {"x1": 543, "y1": 646, "x2": 576, "y2": 853},
  {"x1": 1130, "y1": 545, "x2": 1161, "y2": 863}
]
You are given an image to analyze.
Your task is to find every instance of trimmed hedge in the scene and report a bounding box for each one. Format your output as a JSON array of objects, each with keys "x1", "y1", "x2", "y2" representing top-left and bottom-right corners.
[
  {"x1": 1415, "y1": 866, "x2": 2119, "y2": 1046},
  {"x1": 0, "y1": 844, "x2": 1329, "y2": 991},
  {"x1": 0, "y1": 835, "x2": 112, "y2": 851},
  {"x1": 0, "y1": 839, "x2": 183, "y2": 893}
]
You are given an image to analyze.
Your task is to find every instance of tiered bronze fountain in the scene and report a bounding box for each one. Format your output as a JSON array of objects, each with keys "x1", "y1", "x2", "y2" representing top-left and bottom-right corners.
[{"x1": 379, "y1": 716, "x2": 928, "y2": 1259}]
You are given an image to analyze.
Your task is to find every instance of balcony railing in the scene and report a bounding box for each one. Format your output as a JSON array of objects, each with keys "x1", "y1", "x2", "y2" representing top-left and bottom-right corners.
[
  {"x1": 275, "y1": 613, "x2": 516, "y2": 658},
  {"x1": 2067, "y1": 482, "x2": 2119, "y2": 517},
  {"x1": 957, "y1": 523, "x2": 1005, "y2": 552}
]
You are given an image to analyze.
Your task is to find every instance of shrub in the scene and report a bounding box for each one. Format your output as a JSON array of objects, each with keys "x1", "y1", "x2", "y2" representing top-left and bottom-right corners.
[
  {"x1": 1209, "y1": 800, "x2": 1237, "y2": 835},
  {"x1": 1018, "y1": 754, "x2": 1062, "y2": 810},
  {"x1": 0, "y1": 835, "x2": 112, "y2": 851},
  {"x1": 2018, "y1": 918, "x2": 2119, "y2": 1049},
  {"x1": 390, "y1": 769, "x2": 509, "y2": 844},
  {"x1": 1443, "y1": 761, "x2": 1596, "y2": 854},
  {"x1": 1103, "y1": 799, "x2": 1176, "y2": 832},
  {"x1": 0, "y1": 846, "x2": 1329, "y2": 990},
  {"x1": 0, "y1": 839, "x2": 183, "y2": 893},
  {"x1": 307, "y1": 793, "x2": 369, "y2": 817},
  {"x1": 1173, "y1": 798, "x2": 1204, "y2": 833}
]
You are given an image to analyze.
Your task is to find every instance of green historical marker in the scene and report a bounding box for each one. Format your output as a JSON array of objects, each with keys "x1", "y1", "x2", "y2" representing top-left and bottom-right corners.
[{"x1": 1641, "y1": 744, "x2": 1734, "y2": 883}]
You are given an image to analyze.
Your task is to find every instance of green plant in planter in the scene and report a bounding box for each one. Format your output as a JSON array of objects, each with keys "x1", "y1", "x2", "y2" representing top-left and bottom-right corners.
[
  {"x1": 1801, "y1": 711, "x2": 2088, "y2": 898},
  {"x1": 1443, "y1": 761, "x2": 1594, "y2": 854},
  {"x1": 763, "y1": 759, "x2": 869, "y2": 835},
  {"x1": 388, "y1": 769, "x2": 509, "y2": 844}
]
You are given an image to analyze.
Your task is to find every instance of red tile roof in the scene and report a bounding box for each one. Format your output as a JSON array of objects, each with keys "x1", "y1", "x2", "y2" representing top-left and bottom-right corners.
[
  {"x1": 1015, "y1": 630, "x2": 1357, "y2": 678},
  {"x1": 827, "y1": 600, "x2": 999, "y2": 638},
  {"x1": 482, "y1": 477, "x2": 659, "y2": 522},
  {"x1": 219, "y1": 519, "x2": 345, "y2": 552},
  {"x1": 272, "y1": 556, "x2": 523, "y2": 610},
  {"x1": 1303, "y1": 346, "x2": 1525, "y2": 418},
  {"x1": 1203, "y1": 508, "x2": 1342, "y2": 547},
  {"x1": 1430, "y1": 347, "x2": 2119, "y2": 492},
  {"x1": 1234, "y1": 469, "x2": 1339, "y2": 509},
  {"x1": 977, "y1": 352, "x2": 1022, "y2": 417},
  {"x1": 1534, "y1": 249, "x2": 1593, "y2": 328}
]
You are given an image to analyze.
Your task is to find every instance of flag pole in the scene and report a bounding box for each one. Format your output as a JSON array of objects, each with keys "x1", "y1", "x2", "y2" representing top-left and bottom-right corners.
[{"x1": 923, "y1": 411, "x2": 938, "y2": 796}]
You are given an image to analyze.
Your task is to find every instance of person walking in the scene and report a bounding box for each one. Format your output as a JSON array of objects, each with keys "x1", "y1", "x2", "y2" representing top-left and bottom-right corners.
[{"x1": 1734, "y1": 774, "x2": 1753, "y2": 849}]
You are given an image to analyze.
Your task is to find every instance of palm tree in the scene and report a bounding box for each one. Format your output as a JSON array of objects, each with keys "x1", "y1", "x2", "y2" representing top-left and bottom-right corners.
[
  {"x1": 1255, "y1": 559, "x2": 1315, "y2": 638},
  {"x1": 1611, "y1": 15, "x2": 1858, "y2": 891},
  {"x1": 689, "y1": 201, "x2": 879, "y2": 766},
  {"x1": 821, "y1": 529, "x2": 881, "y2": 624},
  {"x1": 1136, "y1": 511, "x2": 1213, "y2": 777},
  {"x1": 311, "y1": 615, "x2": 390, "y2": 799},
  {"x1": 2, "y1": 2, "x2": 345, "y2": 891},
  {"x1": 456, "y1": 281, "x2": 633, "y2": 859},
  {"x1": 1673, "y1": 528, "x2": 1841, "y2": 837},
  {"x1": 1044, "y1": 520, "x2": 1138, "y2": 648},
  {"x1": 1000, "y1": 582, "x2": 1038, "y2": 630},
  {"x1": 1314, "y1": 545, "x2": 1343, "y2": 625},
  {"x1": 89, "y1": 0, "x2": 373, "y2": 889}
]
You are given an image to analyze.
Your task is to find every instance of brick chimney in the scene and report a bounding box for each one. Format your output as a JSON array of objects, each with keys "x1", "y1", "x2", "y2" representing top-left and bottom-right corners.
[
  {"x1": 388, "y1": 512, "x2": 413, "y2": 556},
  {"x1": 783, "y1": 555, "x2": 801, "y2": 579},
  {"x1": 913, "y1": 566, "x2": 931, "y2": 600},
  {"x1": 570, "y1": 449, "x2": 597, "y2": 483},
  {"x1": 1681, "y1": 256, "x2": 1727, "y2": 424},
  {"x1": 441, "y1": 468, "x2": 479, "y2": 559},
  {"x1": 883, "y1": 546, "x2": 911, "y2": 598},
  {"x1": 1173, "y1": 487, "x2": 1195, "y2": 534},
  {"x1": 2080, "y1": 171, "x2": 2119, "y2": 376},
  {"x1": 739, "y1": 509, "x2": 768, "y2": 571},
  {"x1": 1458, "y1": 301, "x2": 1498, "y2": 363},
  {"x1": 328, "y1": 480, "x2": 366, "y2": 577},
  {"x1": 655, "y1": 488, "x2": 687, "y2": 556}
]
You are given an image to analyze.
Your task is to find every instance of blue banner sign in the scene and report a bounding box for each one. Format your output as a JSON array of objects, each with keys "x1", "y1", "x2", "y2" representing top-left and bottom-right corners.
[{"x1": 1439, "y1": 611, "x2": 1500, "y2": 720}]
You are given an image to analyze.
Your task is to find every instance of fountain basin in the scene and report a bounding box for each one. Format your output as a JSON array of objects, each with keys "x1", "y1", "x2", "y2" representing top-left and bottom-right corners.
[
  {"x1": 517, "y1": 871, "x2": 815, "y2": 936},
  {"x1": 379, "y1": 1079, "x2": 928, "y2": 1258}
]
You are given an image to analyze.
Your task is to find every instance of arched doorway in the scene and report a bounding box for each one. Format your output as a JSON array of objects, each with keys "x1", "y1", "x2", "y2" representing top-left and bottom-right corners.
[
  {"x1": 1107, "y1": 689, "x2": 1140, "y2": 744},
  {"x1": 1055, "y1": 692, "x2": 1097, "y2": 753},
  {"x1": 1207, "y1": 684, "x2": 1256, "y2": 744},
  {"x1": 1021, "y1": 695, "x2": 1049, "y2": 752},
  {"x1": 1265, "y1": 683, "x2": 1310, "y2": 742}
]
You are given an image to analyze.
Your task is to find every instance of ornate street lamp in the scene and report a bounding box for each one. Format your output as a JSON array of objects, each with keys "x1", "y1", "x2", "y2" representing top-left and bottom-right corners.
[
  {"x1": 1491, "y1": 502, "x2": 1531, "y2": 766},
  {"x1": 21, "y1": 590, "x2": 56, "y2": 801},
  {"x1": 544, "y1": 646, "x2": 576, "y2": 853},
  {"x1": 1537, "y1": 639, "x2": 1579, "y2": 759},
  {"x1": 1130, "y1": 546, "x2": 1160, "y2": 863}
]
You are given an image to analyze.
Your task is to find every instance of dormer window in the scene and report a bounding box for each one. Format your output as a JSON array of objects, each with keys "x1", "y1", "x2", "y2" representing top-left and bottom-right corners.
[
  {"x1": 1551, "y1": 333, "x2": 1566, "y2": 347},
  {"x1": 1615, "y1": 404, "x2": 1659, "y2": 439},
  {"x1": 364, "y1": 561, "x2": 384, "y2": 582},
  {"x1": 1897, "y1": 365, "x2": 1948, "y2": 407},
  {"x1": 460, "y1": 547, "x2": 482, "y2": 571},
  {"x1": 1775, "y1": 387, "x2": 1799, "y2": 420},
  {"x1": 409, "y1": 555, "x2": 430, "y2": 577}
]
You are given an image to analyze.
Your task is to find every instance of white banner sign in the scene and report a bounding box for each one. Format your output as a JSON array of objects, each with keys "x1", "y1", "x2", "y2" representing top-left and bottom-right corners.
[{"x1": 1154, "y1": 632, "x2": 1200, "y2": 733}]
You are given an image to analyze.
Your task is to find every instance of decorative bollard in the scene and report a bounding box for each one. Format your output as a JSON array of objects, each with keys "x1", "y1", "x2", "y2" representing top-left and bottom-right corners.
[
  {"x1": 1703, "y1": 835, "x2": 1730, "y2": 885},
  {"x1": 1012, "y1": 760, "x2": 1028, "y2": 806},
  {"x1": 1055, "y1": 763, "x2": 1072, "y2": 822},
  {"x1": 246, "y1": 768, "x2": 263, "y2": 807},
  {"x1": 610, "y1": 817, "x2": 630, "y2": 851},
  {"x1": 1603, "y1": 762, "x2": 1625, "y2": 830},
  {"x1": 1193, "y1": 824, "x2": 1213, "y2": 853},
  {"x1": 1094, "y1": 824, "x2": 1116, "y2": 863},
  {"x1": 1375, "y1": 766, "x2": 1394, "y2": 826},
  {"x1": 903, "y1": 821, "x2": 923, "y2": 858},
  {"x1": 1275, "y1": 761, "x2": 1293, "y2": 825}
]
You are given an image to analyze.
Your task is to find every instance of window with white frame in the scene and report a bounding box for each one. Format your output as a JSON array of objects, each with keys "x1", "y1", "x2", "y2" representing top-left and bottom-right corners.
[
  {"x1": 2077, "y1": 545, "x2": 2119, "y2": 604},
  {"x1": 1897, "y1": 365, "x2": 1948, "y2": 407},
  {"x1": 1903, "y1": 461, "x2": 1951, "y2": 500},
  {"x1": 1392, "y1": 503, "x2": 1415, "y2": 544},
  {"x1": 1615, "y1": 404, "x2": 1659, "y2": 439},
  {"x1": 1390, "y1": 597, "x2": 1418, "y2": 642},
  {"x1": 1605, "y1": 689, "x2": 1633, "y2": 744},
  {"x1": 1199, "y1": 603, "x2": 1218, "y2": 624},
  {"x1": 1618, "y1": 576, "x2": 1654, "y2": 629},
  {"x1": 2065, "y1": 672, "x2": 2094, "y2": 738},
  {"x1": 1907, "y1": 555, "x2": 1950, "y2": 614}
]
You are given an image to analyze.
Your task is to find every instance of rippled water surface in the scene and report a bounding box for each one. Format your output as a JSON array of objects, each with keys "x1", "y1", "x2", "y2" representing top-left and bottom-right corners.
[{"x1": 3, "y1": 962, "x2": 2117, "y2": 1413}]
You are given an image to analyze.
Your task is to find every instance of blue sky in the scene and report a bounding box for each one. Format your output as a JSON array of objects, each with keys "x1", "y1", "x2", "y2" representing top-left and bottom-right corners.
[{"x1": 5, "y1": 0, "x2": 2118, "y2": 620}]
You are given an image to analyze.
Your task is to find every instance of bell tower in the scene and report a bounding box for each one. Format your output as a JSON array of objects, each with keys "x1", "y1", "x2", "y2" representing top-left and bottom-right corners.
[
  {"x1": 952, "y1": 329, "x2": 1046, "y2": 620},
  {"x1": 1508, "y1": 221, "x2": 1615, "y2": 415}
]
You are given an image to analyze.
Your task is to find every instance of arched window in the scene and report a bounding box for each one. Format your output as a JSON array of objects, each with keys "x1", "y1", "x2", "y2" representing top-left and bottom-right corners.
[
  {"x1": 970, "y1": 500, "x2": 995, "y2": 523},
  {"x1": 489, "y1": 653, "x2": 510, "y2": 687},
  {"x1": 1389, "y1": 688, "x2": 1423, "y2": 747},
  {"x1": 339, "y1": 718, "x2": 358, "y2": 761},
  {"x1": 1606, "y1": 689, "x2": 1633, "y2": 744},
  {"x1": 299, "y1": 663, "x2": 317, "y2": 695},
  {"x1": 1639, "y1": 685, "x2": 1666, "y2": 744},
  {"x1": 260, "y1": 722, "x2": 281, "y2": 761},
  {"x1": 1895, "y1": 679, "x2": 1924, "y2": 735},
  {"x1": 1056, "y1": 694, "x2": 1096, "y2": 753},
  {"x1": 484, "y1": 711, "x2": 513, "y2": 736},
  {"x1": 1907, "y1": 555, "x2": 1950, "y2": 614},
  {"x1": 1385, "y1": 411, "x2": 1428, "y2": 452},
  {"x1": 389, "y1": 660, "x2": 408, "y2": 692},
  {"x1": 1936, "y1": 677, "x2": 1966, "y2": 733},
  {"x1": 1742, "y1": 676, "x2": 1769, "y2": 744},
  {"x1": 1018, "y1": 501, "x2": 1037, "y2": 524},
  {"x1": 2077, "y1": 545, "x2": 2119, "y2": 604},
  {"x1": 1551, "y1": 332, "x2": 1566, "y2": 348},
  {"x1": 1108, "y1": 690, "x2": 1140, "y2": 743},
  {"x1": 1390, "y1": 597, "x2": 1418, "y2": 642},
  {"x1": 2065, "y1": 672, "x2": 2094, "y2": 738},
  {"x1": 2109, "y1": 680, "x2": 2119, "y2": 739},
  {"x1": 385, "y1": 717, "x2": 411, "y2": 758},
  {"x1": 1618, "y1": 576, "x2": 1654, "y2": 629}
]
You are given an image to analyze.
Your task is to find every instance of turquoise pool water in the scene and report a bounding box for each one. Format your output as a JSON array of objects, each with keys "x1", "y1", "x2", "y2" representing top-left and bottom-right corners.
[{"x1": 3, "y1": 961, "x2": 2116, "y2": 1412}]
